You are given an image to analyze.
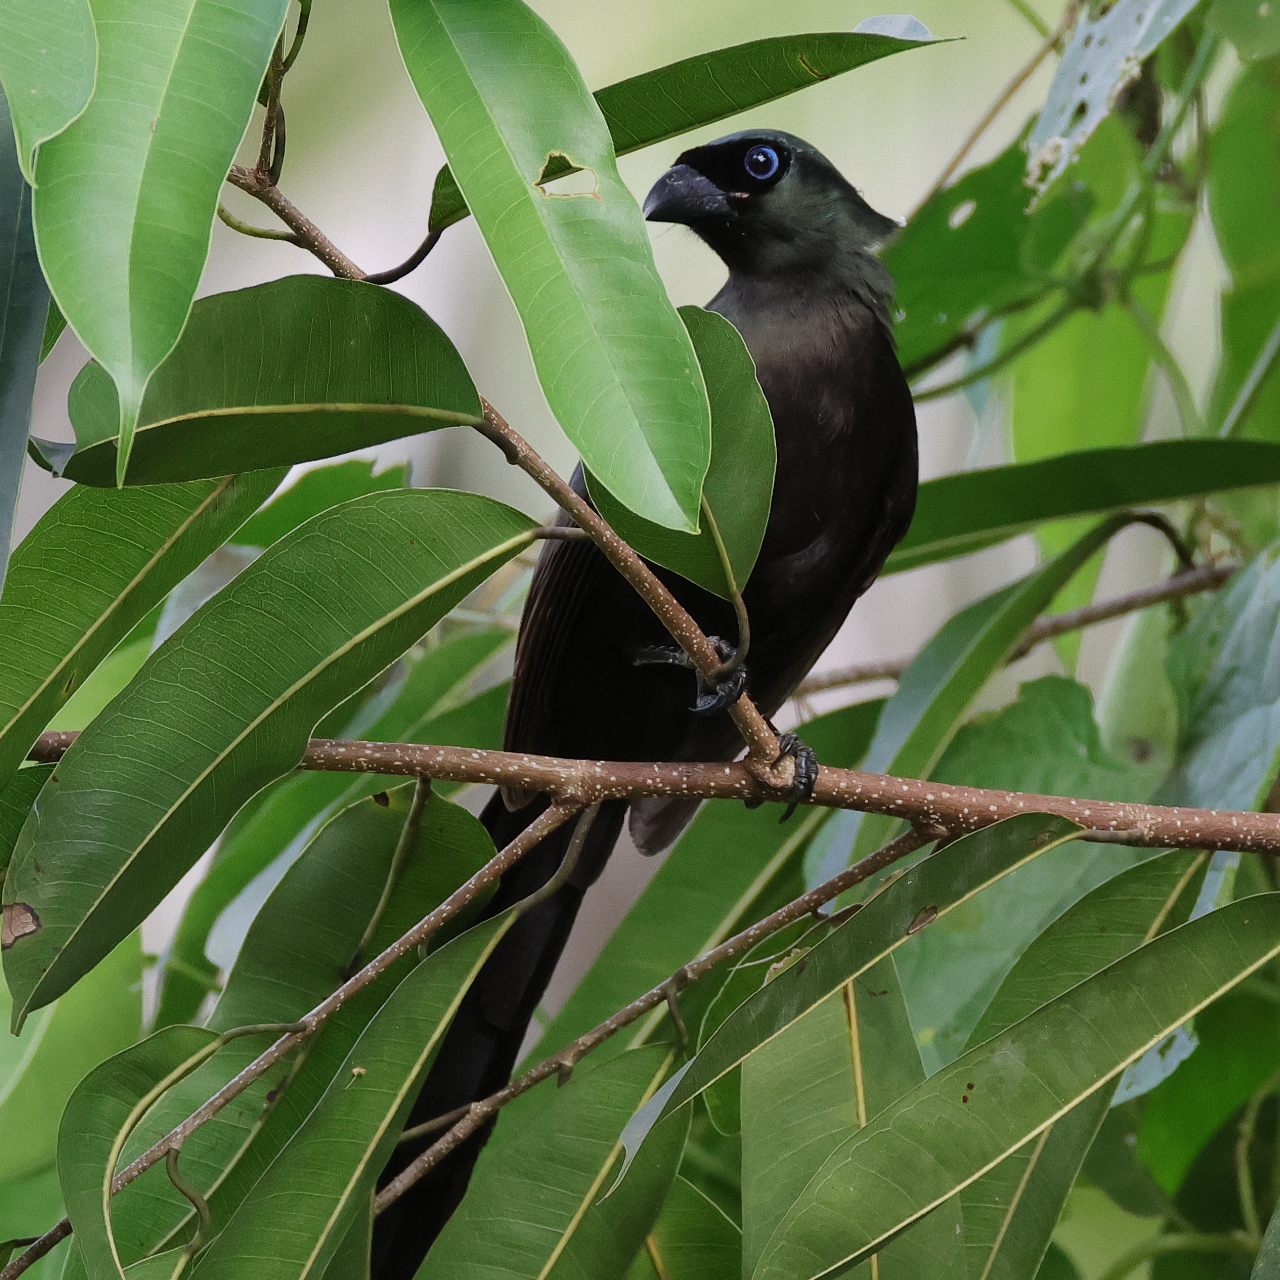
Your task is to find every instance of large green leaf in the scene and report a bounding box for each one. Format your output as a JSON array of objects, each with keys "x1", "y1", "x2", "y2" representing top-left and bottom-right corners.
[
  {"x1": 58, "y1": 1024, "x2": 221, "y2": 1280},
  {"x1": 0, "y1": 470, "x2": 282, "y2": 791},
  {"x1": 632, "y1": 1176, "x2": 740, "y2": 1280},
  {"x1": 528, "y1": 700, "x2": 884, "y2": 1065},
  {"x1": 187, "y1": 915, "x2": 512, "y2": 1280},
  {"x1": 590, "y1": 307, "x2": 775, "y2": 598},
  {"x1": 153, "y1": 626, "x2": 509, "y2": 1028},
  {"x1": 0, "y1": 935, "x2": 140, "y2": 1183},
  {"x1": 0, "y1": 0, "x2": 94, "y2": 183},
  {"x1": 0, "y1": 764, "x2": 49, "y2": 884},
  {"x1": 32, "y1": 0, "x2": 290, "y2": 483},
  {"x1": 40, "y1": 278, "x2": 482, "y2": 487},
  {"x1": 2, "y1": 490, "x2": 534, "y2": 1026},
  {"x1": 616, "y1": 815, "x2": 1084, "y2": 1163},
  {"x1": 425, "y1": 24, "x2": 941, "y2": 234},
  {"x1": 753, "y1": 894, "x2": 1280, "y2": 1280},
  {"x1": 391, "y1": 0, "x2": 709, "y2": 532},
  {"x1": 420, "y1": 1046, "x2": 685, "y2": 1280},
  {"x1": 887, "y1": 440, "x2": 1280, "y2": 574},
  {"x1": 0, "y1": 83, "x2": 50, "y2": 594}
]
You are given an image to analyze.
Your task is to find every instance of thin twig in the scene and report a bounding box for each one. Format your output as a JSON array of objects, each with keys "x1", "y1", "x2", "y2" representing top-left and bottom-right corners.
[
  {"x1": 796, "y1": 563, "x2": 1233, "y2": 695},
  {"x1": 910, "y1": 0, "x2": 1083, "y2": 217},
  {"x1": 373, "y1": 824, "x2": 937, "y2": 1211},
  {"x1": 216, "y1": 203, "x2": 300, "y2": 244}
]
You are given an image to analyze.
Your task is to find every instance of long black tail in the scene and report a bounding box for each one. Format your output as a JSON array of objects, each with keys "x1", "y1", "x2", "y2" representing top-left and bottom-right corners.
[{"x1": 370, "y1": 792, "x2": 627, "y2": 1279}]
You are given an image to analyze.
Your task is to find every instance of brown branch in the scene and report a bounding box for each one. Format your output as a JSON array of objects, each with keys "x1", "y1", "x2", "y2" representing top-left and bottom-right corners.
[
  {"x1": 27, "y1": 729, "x2": 1280, "y2": 853},
  {"x1": 473, "y1": 401, "x2": 785, "y2": 772},
  {"x1": 225, "y1": 166, "x2": 364, "y2": 281},
  {"x1": 374, "y1": 822, "x2": 940, "y2": 1211},
  {"x1": 0, "y1": 799, "x2": 582, "y2": 1280},
  {"x1": 798, "y1": 562, "x2": 1235, "y2": 695}
]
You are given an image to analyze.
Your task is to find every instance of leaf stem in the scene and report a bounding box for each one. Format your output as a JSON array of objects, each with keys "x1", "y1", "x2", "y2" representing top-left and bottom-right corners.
[
  {"x1": 215, "y1": 203, "x2": 300, "y2": 244},
  {"x1": 1237, "y1": 1066, "x2": 1280, "y2": 1238},
  {"x1": 1095, "y1": 1231, "x2": 1256, "y2": 1280},
  {"x1": 1124, "y1": 295, "x2": 1203, "y2": 437}
]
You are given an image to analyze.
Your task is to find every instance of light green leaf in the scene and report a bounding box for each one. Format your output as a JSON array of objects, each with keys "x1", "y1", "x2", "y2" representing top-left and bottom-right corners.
[
  {"x1": 0, "y1": 1165, "x2": 66, "y2": 1280},
  {"x1": 32, "y1": 0, "x2": 290, "y2": 482},
  {"x1": 755, "y1": 894, "x2": 1280, "y2": 1280},
  {"x1": 0, "y1": 470, "x2": 282, "y2": 792},
  {"x1": 426, "y1": 27, "x2": 941, "y2": 234},
  {"x1": 0, "y1": 934, "x2": 140, "y2": 1183},
  {"x1": 187, "y1": 915, "x2": 513, "y2": 1280},
  {"x1": 2, "y1": 490, "x2": 533, "y2": 1026},
  {"x1": 589, "y1": 307, "x2": 775, "y2": 598},
  {"x1": 1209, "y1": 0, "x2": 1280, "y2": 64},
  {"x1": 391, "y1": 0, "x2": 709, "y2": 531},
  {"x1": 42, "y1": 278, "x2": 481, "y2": 487},
  {"x1": 0, "y1": 0, "x2": 94, "y2": 183}
]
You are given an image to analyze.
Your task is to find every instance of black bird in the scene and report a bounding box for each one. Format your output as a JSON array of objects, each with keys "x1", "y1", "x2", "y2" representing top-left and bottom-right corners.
[{"x1": 372, "y1": 129, "x2": 918, "y2": 1276}]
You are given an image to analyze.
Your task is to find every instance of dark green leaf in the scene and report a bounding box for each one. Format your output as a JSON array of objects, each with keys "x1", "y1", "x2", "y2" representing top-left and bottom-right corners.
[
  {"x1": 589, "y1": 307, "x2": 774, "y2": 598},
  {"x1": 0, "y1": 766, "x2": 49, "y2": 884},
  {"x1": 2, "y1": 491, "x2": 533, "y2": 1026},
  {"x1": 641, "y1": 1176, "x2": 740, "y2": 1280},
  {"x1": 391, "y1": 0, "x2": 709, "y2": 531},
  {"x1": 888, "y1": 440, "x2": 1280, "y2": 575},
  {"x1": 44, "y1": 278, "x2": 481, "y2": 486},
  {"x1": 32, "y1": 0, "x2": 291, "y2": 481},
  {"x1": 0, "y1": 470, "x2": 282, "y2": 791},
  {"x1": 755, "y1": 895, "x2": 1280, "y2": 1280},
  {"x1": 425, "y1": 26, "x2": 942, "y2": 234}
]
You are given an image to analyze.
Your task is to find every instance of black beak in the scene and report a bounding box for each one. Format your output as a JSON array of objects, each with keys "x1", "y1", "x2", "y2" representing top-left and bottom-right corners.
[{"x1": 643, "y1": 164, "x2": 733, "y2": 224}]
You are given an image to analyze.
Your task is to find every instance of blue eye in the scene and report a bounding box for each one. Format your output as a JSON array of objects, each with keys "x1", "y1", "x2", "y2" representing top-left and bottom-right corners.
[{"x1": 744, "y1": 145, "x2": 779, "y2": 181}]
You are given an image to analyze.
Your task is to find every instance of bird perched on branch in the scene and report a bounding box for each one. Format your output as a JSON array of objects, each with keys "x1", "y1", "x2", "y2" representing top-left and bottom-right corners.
[{"x1": 372, "y1": 129, "x2": 919, "y2": 1276}]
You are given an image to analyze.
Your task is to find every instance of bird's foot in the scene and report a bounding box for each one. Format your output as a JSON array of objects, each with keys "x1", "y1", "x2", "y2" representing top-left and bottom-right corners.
[
  {"x1": 634, "y1": 636, "x2": 748, "y2": 716},
  {"x1": 745, "y1": 732, "x2": 820, "y2": 822}
]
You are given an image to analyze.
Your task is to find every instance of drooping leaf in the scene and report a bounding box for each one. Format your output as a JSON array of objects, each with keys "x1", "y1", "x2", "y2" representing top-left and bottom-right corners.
[
  {"x1": 187, "y1": 915, "x2": 513, "y2": 1280},
  {"x1": 0, "y1": 470, "x2": 282, "y2": 792},
  {"x1": 40, "y1": 277, "x2": 482, "y2": 486},
  {"x1": 0, "y1": 0, "x2": 94, "y2": 183},
  {"x1": 0, "y1": 934, "x2": 140, "y2": 1183},
  {"x1": 419, "y1": 1046, "x2": 686, "y2": 1280},
  {"x1": 754, "y1": 894, "x2": 1280, "y2": 1280},
  {"x1": 391, "y1": 0, "x2": 709, "y2": 532},
  {"x1": 0, "y1": 83, "x2": 50, "y2": 594},
  {"x1": 886, "y1": 440, "x2": 1280, "y2": 574},
  {"x1": 424, "y1": 25, "x2": 942, "y2": 234},
  {"x1": 589, "y1": 307, "x2": 775, "y2": 598},
  {"x1": 1026, "y1": 0, "x2": 1201, "y2": 192},
  {"x1": 2, "y1": 491, "x2": 533, "y2": 1026},
  {"x1": 32, "y1": 0, "x2": 291, "y2": 482}
]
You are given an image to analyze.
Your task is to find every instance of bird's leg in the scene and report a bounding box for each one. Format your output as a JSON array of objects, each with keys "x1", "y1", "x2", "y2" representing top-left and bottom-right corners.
[
  {"x1": 633, "y1": 636, "x2": 749, "y2": 716},
  {"x1": 745, "y1": 728, "x2": 820, "y2": 822}
]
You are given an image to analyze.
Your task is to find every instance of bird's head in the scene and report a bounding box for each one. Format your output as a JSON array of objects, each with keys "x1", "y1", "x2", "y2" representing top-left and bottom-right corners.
[{"x1": 643, "y1": 130, "x2": 898, "y2": 278}]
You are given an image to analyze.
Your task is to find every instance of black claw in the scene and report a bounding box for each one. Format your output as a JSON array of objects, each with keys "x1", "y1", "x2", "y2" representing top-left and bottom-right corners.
[
  {"x1": 775, "y1": 732, "x2": 819, "y2": 822},
  {"x1": 635, "y1": 637, "x2": 748, "y2": 716}
]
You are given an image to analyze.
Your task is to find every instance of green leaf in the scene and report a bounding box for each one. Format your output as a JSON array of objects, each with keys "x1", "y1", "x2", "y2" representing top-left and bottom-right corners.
[
  {"x1": 0, "y1": 934, "x2": 140, "y2": 1183},
  {"x1": 0, "y1": 0, "x2": 94, "y2": 183},
  {"x1": 1027, "y1": 0, "x2": 1200, "y2": 191},
  {"x1": 885, "y1": 142, "x2": 1085, "y2": 374},
  {"x1": 0, "y1": 82, "x2": 50, "y2": 594},
  {"x1": 0, "y1": 765, "x2": 50, "y2": 884},
  {"x1": 232, "y1": 460, "x2": 409, "y2": 550},
  {"x1": 58, "y1": 1024, "x2": 221, "y2": 1280},
  {"x1": 33, "y1": 0, "x2": 291, "y2": 482},
  {"x1": 42, "y1": 277, "x2": 482, "y2": 487},
  {"x1": 589, "y1": 307, "x2": 775, "y2": 598},
  {"x1": 1208, "y1": 0, "x2": 1280, "y2": 58},
  {"x1": 0, "y1": 1165, "x2": 65, "y2": 1280},
  {"x1": 1257, "y1": 1196, "x2": 1280, "y2": 1278},
  {"x1": 618, "y1": 815, "x2": 1084, "y2": 1165},
  {"x1": 1207, "y1": 57, "x2": 1280, "y2": 438},
  {"x1": 187, "y1": 914, "x2": 513, "y2": 1280},
  {"x1": 528, "y1": 700, "x2": 884, "y2": 1064},
  {"x1": 425, "y1": 26, "x2": 940, "y2": 234},
  {"x1": 888, "y1": 439, "x2": 1280, "y2": 574},
  {"x1": 641, "y1": 1176, "x2": 740, "y2": 1280},
  {"x1": 153, "y1": 627, "x2": 510, "y2": 1027},
  {"x1": 1161, "y1": 545, "x2": 1280, "y2": 811},
  {"x1": 0, "y1": 470, "x2": 282, "y2": 791},
  {"x1": 391, "y1": 0, "x2": 709, "y2": 532},
  {"x1": 2, "y1": 490, "x2": 533, "y2": 1026},
  {"x1": 420, "y1": 1046, "x2": 685, "y2": 1280},
  {"x1": 754, "y1": 894, "x2": 1280, "y2": 1280}
]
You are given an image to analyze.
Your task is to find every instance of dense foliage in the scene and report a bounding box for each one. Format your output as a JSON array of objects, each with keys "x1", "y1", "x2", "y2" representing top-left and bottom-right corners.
[{"x1": 1, "y1": 1, "x2": 1280, "y2": 1279}]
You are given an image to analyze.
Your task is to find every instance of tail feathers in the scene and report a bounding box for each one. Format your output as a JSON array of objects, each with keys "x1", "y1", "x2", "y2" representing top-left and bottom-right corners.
[{"x1": 370, "y1": 792, "x2": 626, "y2": 1279}]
